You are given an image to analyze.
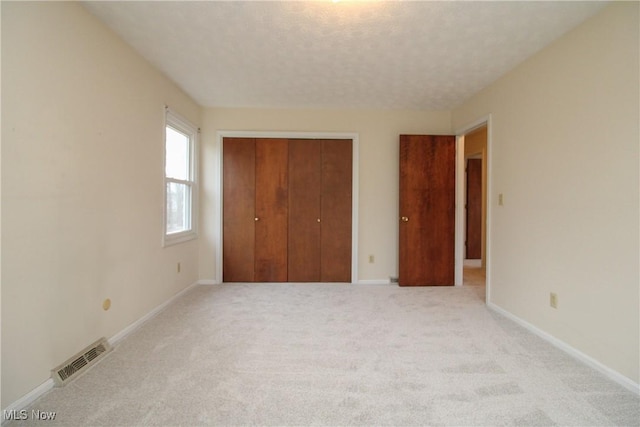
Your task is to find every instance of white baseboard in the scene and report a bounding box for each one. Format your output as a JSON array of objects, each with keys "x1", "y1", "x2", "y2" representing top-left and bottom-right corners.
[
  {"x1": 356, "y1": 279, "x2": 392, "y2": 285},
  {"x1": 2, "y1": 281, "x2": 201, "y2": 421},
  {"x1": 488, "y1": 302, "x2": 640, "y2": 395},
  {"x1": 109, "y1": 281, "x2": 199, "y2": 346},
  {"x1": 1, "y1": 380, "x2": 54, "y2": 425},
  {"x1": 199, "y1": 279, "x2": 387, "y2": 286},
  {"x1": 2, "y1": 281, "x2": 200, "y2": 421}
]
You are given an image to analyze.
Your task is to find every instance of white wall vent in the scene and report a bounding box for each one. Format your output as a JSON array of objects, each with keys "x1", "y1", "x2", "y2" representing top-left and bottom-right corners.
[{"x1": 51, "y1": 338, "x2": 112, "y2": 386}]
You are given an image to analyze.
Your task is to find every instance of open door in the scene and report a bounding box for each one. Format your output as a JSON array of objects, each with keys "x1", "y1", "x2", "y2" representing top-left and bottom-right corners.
[
  {"x1": 466, "y1": 158, "x2": 482, "y2": 259},
  {"x1": 399, "y1": 135, "x2": 455, "y2": 286}
]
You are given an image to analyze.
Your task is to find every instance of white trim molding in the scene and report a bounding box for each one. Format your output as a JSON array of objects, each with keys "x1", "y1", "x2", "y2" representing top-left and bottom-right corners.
[
  {"x1": 489, "y1": 302, "x2": 640, "y2": 395},
  {"x1": 109, "y1": 281, "x2": 199, "y2": 346},
  {"x1": 2, "y1": 281, "x2": 202, "y2": 422},
  {"x1": 454, "y1": 135, "x2": 465, "y2": 287},
  {"x1": 1, "y1": 380, "x2": 54, "y2": 425},
  {"x1": 163, "y1": 107, "x2": 199, "y2": 247},
  {"x1": 455, "y1": 115, "x2": 492, "y2": 304},
  {"x1": 356, "y1": 279, "x2": 392, "y2": 285},
  {"x1": 215, "y1": 131, "x2": 360, "y2": 284}
]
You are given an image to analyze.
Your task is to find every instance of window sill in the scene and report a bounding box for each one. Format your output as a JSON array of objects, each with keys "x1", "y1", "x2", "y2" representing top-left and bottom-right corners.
[{"x1": 163, "y1": 230, "x2": 198, "y2": 247}]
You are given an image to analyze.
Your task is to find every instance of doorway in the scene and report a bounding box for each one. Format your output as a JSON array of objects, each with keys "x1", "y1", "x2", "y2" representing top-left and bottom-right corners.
[{"x1": 456, "y1": 120, "x2": 490, "y2": 302}]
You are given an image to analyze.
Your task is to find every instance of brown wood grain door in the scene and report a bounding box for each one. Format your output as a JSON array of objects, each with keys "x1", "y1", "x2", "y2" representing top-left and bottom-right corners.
[
  {"x1": 288, "y1": 139, "x2": 322, "y2": 282},
  {"x1": 223, "y1": 138, "x2": 256, "y2": 282},
  {"x1": 321, "y1": 139, "x2": 352, "y2": 282},
  {"x1": 224, "y1": 137, "x2": 352, "y2": 283},
  {"x1": 255, "y1": 138, "x2": 289, "y2": 281},
  {"x1": 466, "y1": 158, "x2": 482, "y2": 260},
  {"x1": 399, "y1": 135, "x2": 455, "y2": 286}
]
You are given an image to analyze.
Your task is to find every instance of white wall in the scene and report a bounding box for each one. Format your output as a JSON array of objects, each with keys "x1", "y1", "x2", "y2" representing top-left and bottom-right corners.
[
  {"x1": 199, "y1": 108, "x2": 452, "y2": 283},
  {"x1": 453, "y1": 2, "x2": 639, "y2": 384},
  {"x1": 1, "y1": 2, "x2": 201, "y2": 407}
]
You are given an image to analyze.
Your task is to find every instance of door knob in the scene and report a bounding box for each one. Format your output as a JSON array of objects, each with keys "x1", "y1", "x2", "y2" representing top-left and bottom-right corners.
[
  {"x1": 401, "y1": 216, "x2": 409, "y2": 222},
  {"x1": 317, "y1": 218, "x2": 321, "y2": 223},
  {"x1": 255, "y1": 217, "x2": 259, "y2": 221}
]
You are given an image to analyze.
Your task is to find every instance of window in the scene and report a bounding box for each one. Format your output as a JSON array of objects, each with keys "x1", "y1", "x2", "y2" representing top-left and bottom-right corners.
[{"x1": 163, "y1": 108, "x2": 198, "y2": 246}]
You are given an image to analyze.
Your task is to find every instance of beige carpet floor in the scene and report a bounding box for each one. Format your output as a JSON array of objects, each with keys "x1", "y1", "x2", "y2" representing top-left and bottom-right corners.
[{"x1": 8, "y1": 271, "x2": 639, "y2": 426}]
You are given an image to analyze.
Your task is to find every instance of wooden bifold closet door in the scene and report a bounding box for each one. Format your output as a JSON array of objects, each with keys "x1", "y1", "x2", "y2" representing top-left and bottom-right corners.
[
  {"x1": 319, "y1": 139, "x2": 352, "y2": 282},
  {"x1": 287, "y1": 140, "x2": 321, "y2": 282},
  {"x1": 223, "y1": 137, "x2": 352, "y2": 283},
  {"x1": 255, "y1": 139, "x2": 289, "y2": 281},
  {"x1": 288, "y1": 139, "x2": 352, "y2": 282},
  {"x1": 223, "y1": 138, "x2": 288, "y2": 282},
  {"x1": 222, "y1": 138, "x2": 256, "y2": 282}
]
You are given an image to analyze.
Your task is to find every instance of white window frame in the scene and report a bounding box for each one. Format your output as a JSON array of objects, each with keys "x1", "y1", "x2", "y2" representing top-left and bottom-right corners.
[{"x1": 163, "y1": 107, "x2": 198, "y2": 247}]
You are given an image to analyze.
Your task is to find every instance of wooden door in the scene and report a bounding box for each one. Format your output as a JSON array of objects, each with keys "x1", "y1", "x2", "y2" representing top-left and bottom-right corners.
[
  {"x1": 223, "y1": 138, "x2": 256, "y2": 282},
  {"x1": 255, "y1": 138, "x2": 289, "y2": 281},
  {"x1": 320, "y1": 139, "x2": 352, "y2": 282},
  {"x1": 466, "y1": 158, "x2": 482, "y2": 259},
  {"x1": 399, "y1": 135, "x2": 455, "y2": 286},
  {"x1": 224, "y1": 137, "x2": 352, "y2": 283},
  {"x1": 288, "y1": 139, "x2": 322, "y2": 282}
]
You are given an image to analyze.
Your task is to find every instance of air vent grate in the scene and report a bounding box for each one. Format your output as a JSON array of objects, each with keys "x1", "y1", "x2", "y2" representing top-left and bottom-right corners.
[{"x1": 52, "y1": 338, "x2": 112, "y2": 386}]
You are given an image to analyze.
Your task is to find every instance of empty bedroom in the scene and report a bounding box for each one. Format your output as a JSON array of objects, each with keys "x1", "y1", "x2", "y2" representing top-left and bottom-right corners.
[{"x1": 2, "y1": 1, "x2": 638, "y2": 425}]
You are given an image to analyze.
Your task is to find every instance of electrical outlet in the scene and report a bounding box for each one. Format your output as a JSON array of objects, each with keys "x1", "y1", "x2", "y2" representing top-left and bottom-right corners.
[
  {"x1": 368, "y1": 255, "x2": 375, "y2": 263},
  {"x1": 550, "y1": 292, "x2": 558, "y2": 309},
  {"x1": 177, "y1": 262, "x2": 181, "y2": 273}
]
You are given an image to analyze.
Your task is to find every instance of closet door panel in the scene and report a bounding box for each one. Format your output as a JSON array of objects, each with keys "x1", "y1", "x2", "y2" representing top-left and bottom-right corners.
[
  {"x1": 223, "y1": 138, "x2": 256, "y2": 282},
  {"x1": 320, "y1": 139, "x2": 353, "y2": 282},
  {"x1": 255, "y1": 138, "x2": 289, "y2": 282},
  {"x1": 288, "y1": 139, "x2": 321, "y2": 282}
]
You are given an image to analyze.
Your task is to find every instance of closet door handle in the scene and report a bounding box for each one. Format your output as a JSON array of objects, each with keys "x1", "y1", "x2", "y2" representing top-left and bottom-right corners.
[
  {"x1": 317, "y1": 218, "x2": 321, "y2": 223},
  {"x1": 255, "y1": 217, "x2": 259, "y2": 221},
  {"x1": 401, "y1": 216, "x2": 409, "y2": 222}
]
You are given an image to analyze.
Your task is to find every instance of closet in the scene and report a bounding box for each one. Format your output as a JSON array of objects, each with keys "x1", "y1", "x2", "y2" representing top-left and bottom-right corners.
[{"x1": 223, "y1": 137, "x2": 352, "y2": 283}]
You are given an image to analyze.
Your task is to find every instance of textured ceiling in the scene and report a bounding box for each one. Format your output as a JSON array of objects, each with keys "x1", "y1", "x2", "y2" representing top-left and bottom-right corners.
[{"x1": 83, "y1": 1, "x2": 607, "y2": 110}]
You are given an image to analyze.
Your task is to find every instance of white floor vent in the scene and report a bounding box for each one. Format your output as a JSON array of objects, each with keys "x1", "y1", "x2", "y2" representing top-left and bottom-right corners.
[{"x1": 52, "y1": 338, "x2": 112, "y2": 386}]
